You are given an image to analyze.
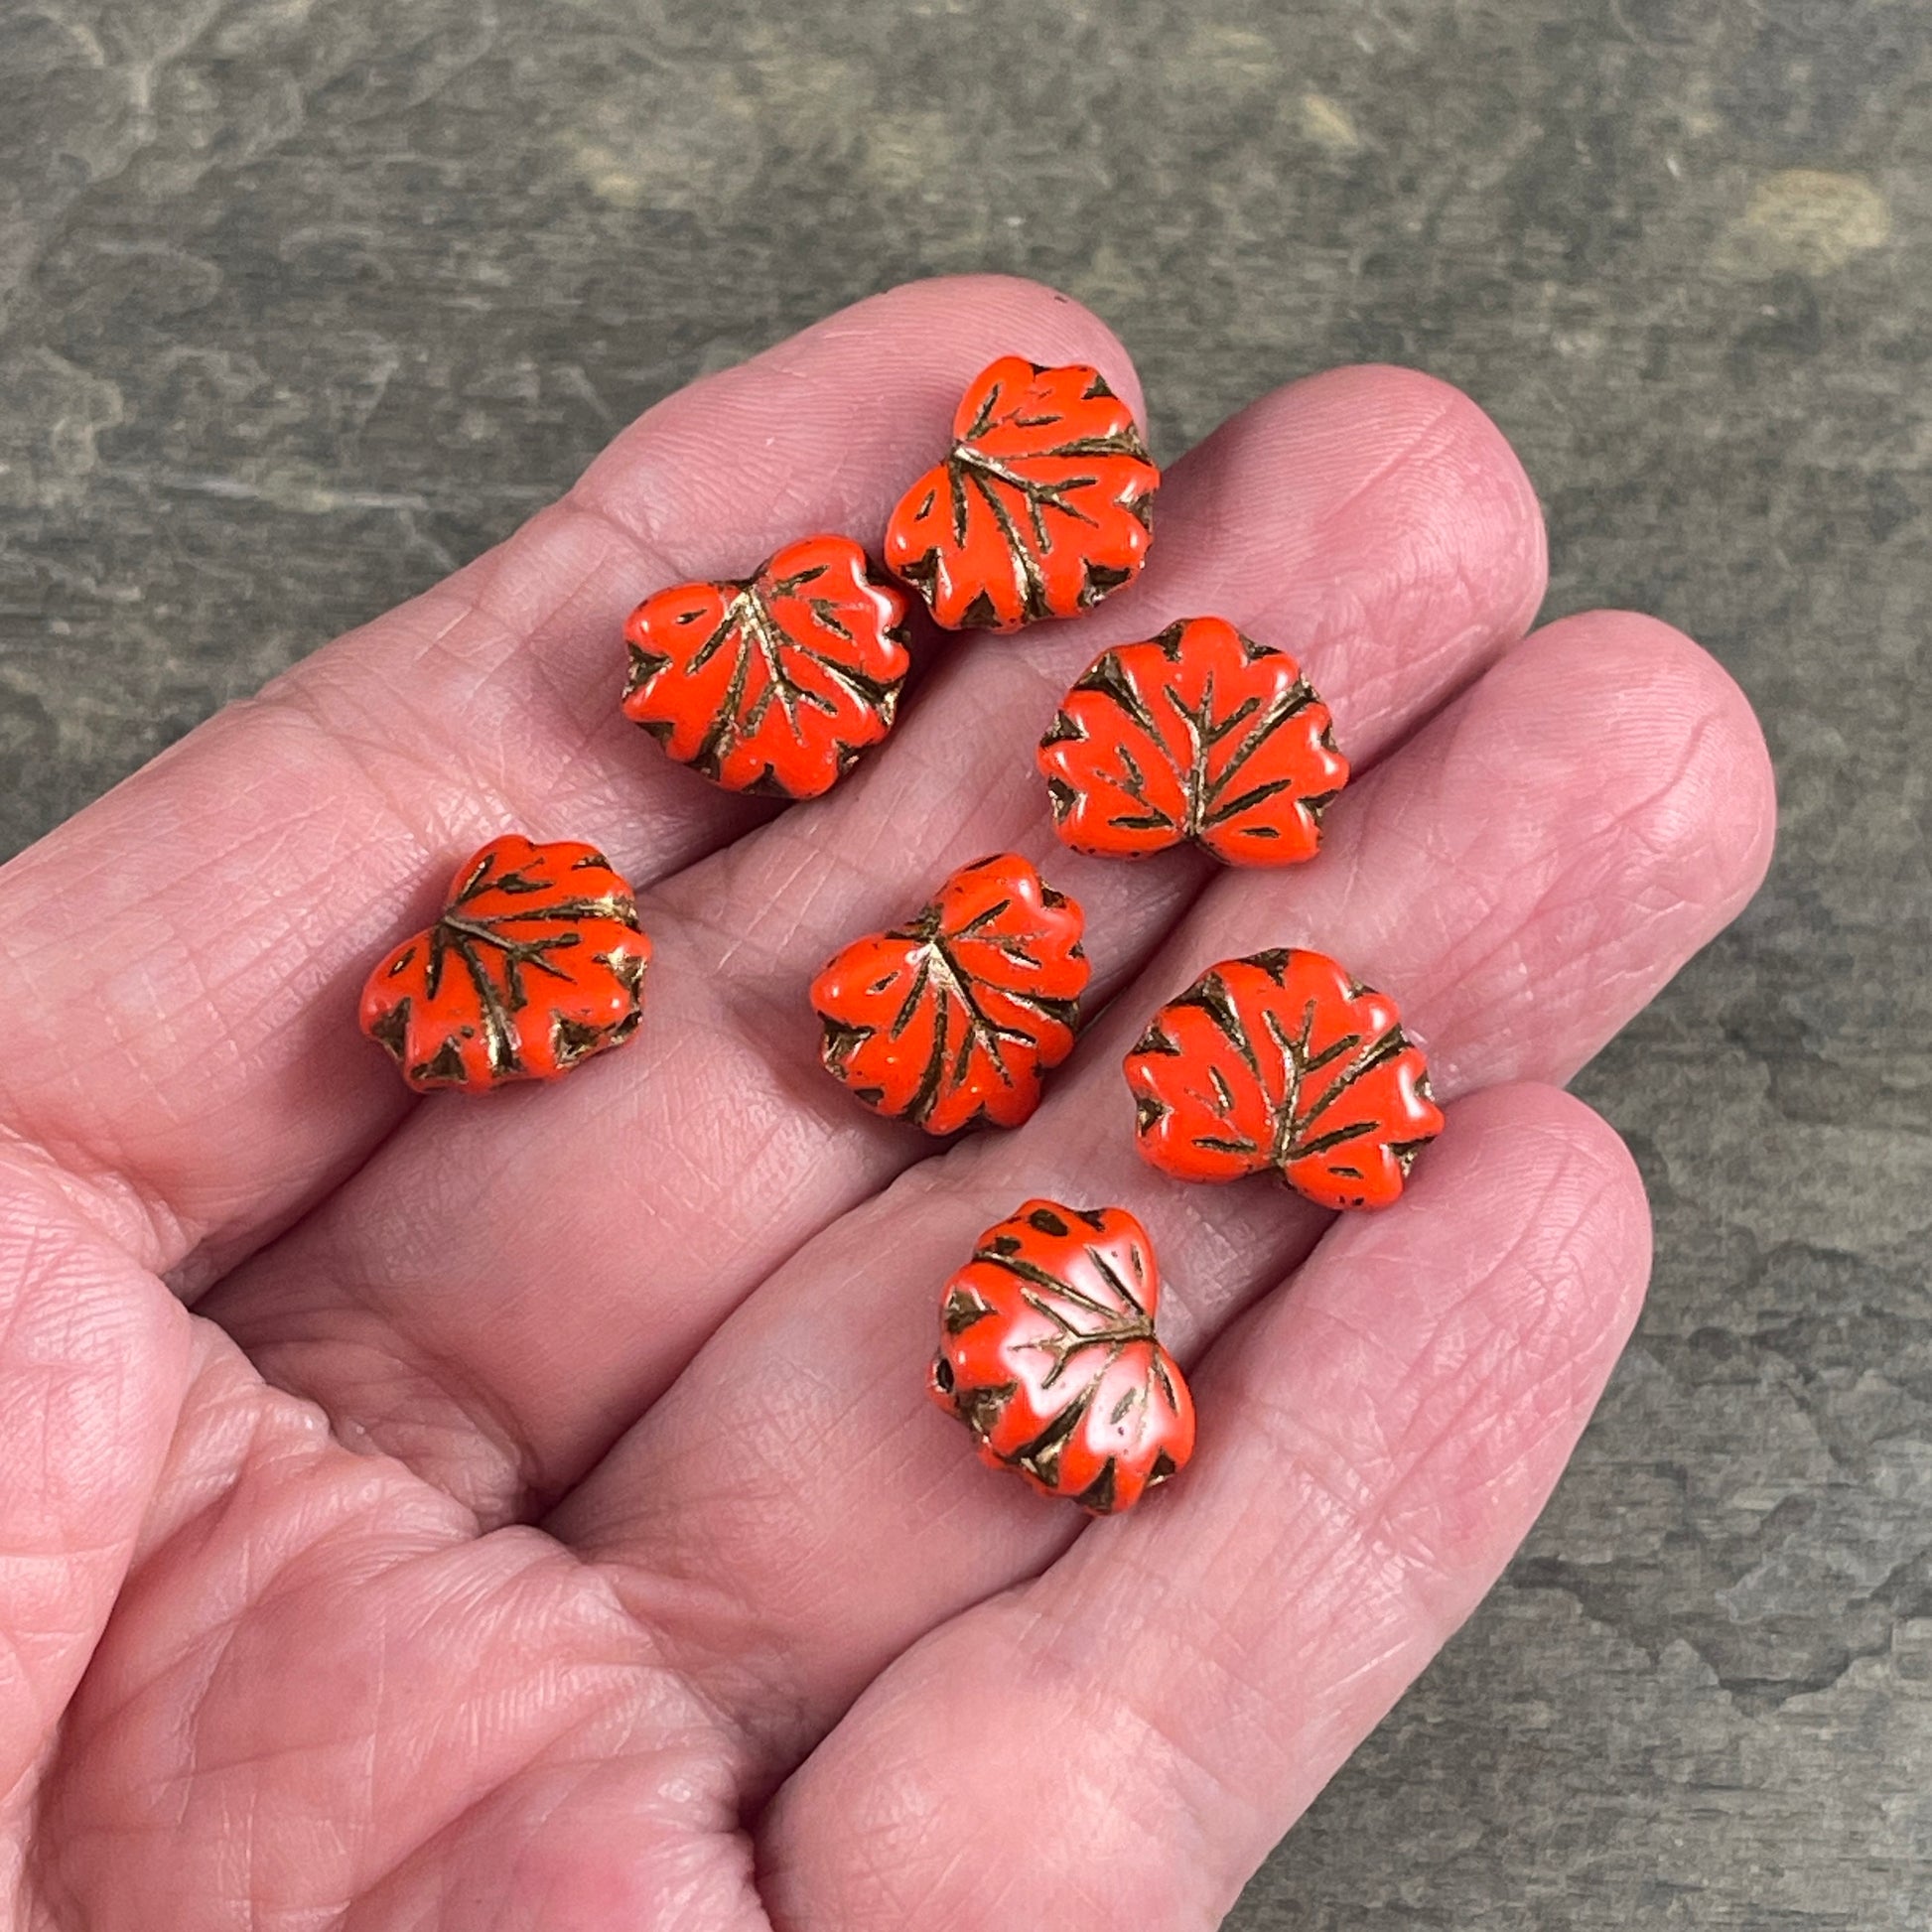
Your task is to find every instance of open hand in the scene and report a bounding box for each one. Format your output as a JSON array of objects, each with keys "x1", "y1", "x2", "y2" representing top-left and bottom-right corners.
[{"x1": 0, "y1": 277, "x2": 1773, "y2": 1929}]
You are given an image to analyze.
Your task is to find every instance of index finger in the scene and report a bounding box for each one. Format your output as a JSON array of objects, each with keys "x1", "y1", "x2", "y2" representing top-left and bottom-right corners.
[{"x1": 0, "y1": 276, "x2": 1143, "y2": 1283}]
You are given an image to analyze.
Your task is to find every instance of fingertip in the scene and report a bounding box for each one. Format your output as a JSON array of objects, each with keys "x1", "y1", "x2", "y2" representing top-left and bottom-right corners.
[
  {"x1": 1143, "y1": 362, "x2": 1548, "y2": 757},
  {"x1": 862, "y1": 273, "x2": 1147, "y2": 425},
  {"x1": 1506, "y1": 609, "x2": 1778, "y2": 926},
  {"x1": 573, "y1": 276, "x2": 1145, "y2": 566},
  {"x1": 1307, "y1": 364, "x2": 1550, "y2": 644},
  {"x1": 1424, "y1": 1080, "x2": 1653, "y2": 1339}
]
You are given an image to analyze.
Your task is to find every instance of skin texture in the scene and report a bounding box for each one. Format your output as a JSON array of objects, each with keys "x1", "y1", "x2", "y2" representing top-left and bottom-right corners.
[{"x1": 0, "y1": 276, "x2": 1773, "y2": 1931}]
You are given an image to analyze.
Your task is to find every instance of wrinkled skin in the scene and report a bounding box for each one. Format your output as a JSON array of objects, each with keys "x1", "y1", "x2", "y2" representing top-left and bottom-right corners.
[{"x1": 0, "y1": 277, "x2": 1773, "y2": 1931}]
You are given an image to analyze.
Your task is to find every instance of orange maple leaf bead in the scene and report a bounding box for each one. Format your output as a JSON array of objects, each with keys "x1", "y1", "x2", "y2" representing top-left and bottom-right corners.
[
  {"x1": 1038, "y1": 617, "x2": 1350, "y2": 865},
  {"x1": 1124, "y1": 948, "x2": 1444, "y2": 1209},
  {"x1": 885, "y1": 356, "x2": 1159, "y2": 630},
  {"x1": 622, "y1": 534, "x2": 910, "y2": 798},
  {"x1": 359, "y1": 835, "x2": 651, "y2": 1093},
  {"x1": 929, "y1": 1199, "x2": 1195, "y2": 1514},
  {"x1": 809, "y1": 853, "x2": 1088, "y2": 1135}
]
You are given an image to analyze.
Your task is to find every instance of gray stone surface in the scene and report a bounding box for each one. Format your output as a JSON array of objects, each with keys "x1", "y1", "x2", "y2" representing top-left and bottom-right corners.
[{"x1": 1, "y1": 0, "x2": 1925, "y2": 1923}]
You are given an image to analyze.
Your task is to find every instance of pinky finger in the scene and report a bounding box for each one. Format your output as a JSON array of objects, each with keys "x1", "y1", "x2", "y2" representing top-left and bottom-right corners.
[{"x1": 758, "y1": 1082, "x2": 1650, "y2": 1932}]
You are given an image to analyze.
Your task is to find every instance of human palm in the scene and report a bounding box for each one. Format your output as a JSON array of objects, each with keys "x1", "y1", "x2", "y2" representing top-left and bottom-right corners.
[{"x1": 0, "y1": 277, "x2": 1771, "y2": 1929}]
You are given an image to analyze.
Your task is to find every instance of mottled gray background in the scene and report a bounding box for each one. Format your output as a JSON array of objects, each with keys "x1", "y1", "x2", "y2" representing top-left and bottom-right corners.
[{"x1": 1, "y1": 0, "x2": 1926, "y2": 1923}]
